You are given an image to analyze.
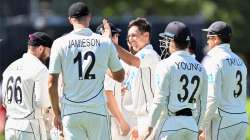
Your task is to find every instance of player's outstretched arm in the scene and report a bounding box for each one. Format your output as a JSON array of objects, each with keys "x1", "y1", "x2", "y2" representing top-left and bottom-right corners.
[
  {"x1": 102, "y1": 18, "x2": 140, "y2": 68},
  {"x1": 109, "y1": 69, "x2": 125, "y2": 83},
  {"x1": 114, "y1": 44, "x2": 141, "y2": 68},
  {"x1": 102, "y1": 18, "x2": 112, "y2": 38}
]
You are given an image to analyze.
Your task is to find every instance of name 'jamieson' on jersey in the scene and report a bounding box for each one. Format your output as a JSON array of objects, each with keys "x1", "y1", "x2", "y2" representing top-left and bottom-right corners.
[{"x1": 68, "y1": 39, "x2": 101, "y2": 48}]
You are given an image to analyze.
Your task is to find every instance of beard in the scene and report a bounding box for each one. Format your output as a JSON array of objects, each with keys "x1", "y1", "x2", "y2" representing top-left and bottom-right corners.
[{"x1": 38, "y1": 50, "x2": 49, "y2": 66}]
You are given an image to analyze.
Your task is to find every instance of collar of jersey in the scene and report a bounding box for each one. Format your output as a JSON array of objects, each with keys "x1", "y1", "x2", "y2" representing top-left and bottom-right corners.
[
  {"x1": 72, "y1": 28, "x2": 93, "y2": 35},
  {"x1": 170, "y1": 50, "x2": 190, "y2": 57},
  {"x1": 136, "y1": 44, "x2": 153, "y2": 53},
  {"x1": 135, "y1": 44, "x2": 153, "y2": 56},
  {"x1": 207, "y1": 43, "x2": 231, "y2": 56}
]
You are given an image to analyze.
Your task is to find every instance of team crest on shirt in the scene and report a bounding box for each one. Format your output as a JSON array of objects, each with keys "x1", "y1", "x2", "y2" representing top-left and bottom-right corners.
[
  {"x1": 208, "y1": 73, "x2": 215, "y2": 83},
  {"x1": 139, "y1": 53, "x2": 145, "y2": 59}
]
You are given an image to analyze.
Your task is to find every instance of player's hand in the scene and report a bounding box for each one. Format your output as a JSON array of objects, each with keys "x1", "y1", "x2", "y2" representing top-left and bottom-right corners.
[
  {"x1": 199, "y1": 130, "x2": 205, "y2": 140},
  {"x1": 121, "y1": 86, "x2": 128, "y2": 96},
  {"x1": 119, "y1": 120, "x2": 130, "y2": 136},
  {"x1": 130, "y1": 127, "x2": 140, "y2": 140},
  {"x1": 102, "y1": 18, "x2": 112, "y2": 38},
  {"x1": 141, "y1": 127, "x2": 153, "y2": 140},
  {"x1": 53, "y1": 115, "x2": 63, "y2": 131}
]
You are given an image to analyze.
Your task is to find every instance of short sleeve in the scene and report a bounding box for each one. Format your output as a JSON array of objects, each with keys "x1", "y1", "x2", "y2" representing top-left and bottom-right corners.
[
  {"x1": 49, "y1": 40, "x2": 62, "y2": 74},
  {"x1": 107, "y1": 40, "x2": 123, "y2": 72}
]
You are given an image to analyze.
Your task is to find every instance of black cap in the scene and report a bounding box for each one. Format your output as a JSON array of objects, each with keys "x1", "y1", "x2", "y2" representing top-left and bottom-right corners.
[
  {"x1": 28, "y1": 32, "x2": 53, "y2": 48},
  {"x1": 202, "y1": 21, "x2": 232, "y2": 37},
  {"x1": 68, "y1": 2, "x2": 90, "y2": 18},
  {"x1": 96, "y1": 22, "x2": 122, "y2": 36},
  {"x1": 159, "y1": 21, "x2": 191, "y2": 42}
]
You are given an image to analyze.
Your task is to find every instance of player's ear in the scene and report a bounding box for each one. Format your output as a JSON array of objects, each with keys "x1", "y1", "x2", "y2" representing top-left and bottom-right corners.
[
  {"x1": 38, "y1": 45, "x2": 45, "y2": 52},
  {"x1": 68, "y1": 17, "x2": 74, "y2": 25},
  {"x1": 143, "y1": 32, "x2": 150, "y2": 42}
]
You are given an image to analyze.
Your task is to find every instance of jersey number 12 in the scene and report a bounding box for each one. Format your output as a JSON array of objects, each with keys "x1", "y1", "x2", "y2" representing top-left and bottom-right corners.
[{"x1": 73, "y1": 51, "x2": 96, "y2": 80}]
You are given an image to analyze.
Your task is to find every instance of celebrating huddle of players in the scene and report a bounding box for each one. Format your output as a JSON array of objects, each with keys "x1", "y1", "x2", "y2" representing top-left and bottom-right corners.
[{"x1": 1, "y1": 1, "x2": 248, "y2": 140}]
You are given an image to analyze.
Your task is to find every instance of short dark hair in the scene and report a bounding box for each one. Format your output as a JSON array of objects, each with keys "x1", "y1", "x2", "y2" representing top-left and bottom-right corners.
[
  {"x1": 28, "y1": 32, "x2": 53, "y2": 48},
  {"x1": 218, "y1": 35, "x2": 231, "y2": 43},
  {"x1": 175, "y1": 41, "x2": 189, "y2": 50},
  {"x1": 128, "y1": 17, "x2": 151, "y2": 36}
]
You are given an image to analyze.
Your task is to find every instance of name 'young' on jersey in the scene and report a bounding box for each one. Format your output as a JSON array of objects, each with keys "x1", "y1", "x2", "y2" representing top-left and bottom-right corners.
[{"x1": 155, "y1": 51, "x2": 207, "y2": 116}]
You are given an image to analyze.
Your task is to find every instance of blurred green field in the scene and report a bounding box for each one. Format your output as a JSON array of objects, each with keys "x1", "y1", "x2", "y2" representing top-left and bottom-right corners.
[
  {"x1": 0, "y1": 98, "x2": 249, "y2": 140},
  {"x1": 247, "y1": 98, "x2": 250, "y2": 140}
]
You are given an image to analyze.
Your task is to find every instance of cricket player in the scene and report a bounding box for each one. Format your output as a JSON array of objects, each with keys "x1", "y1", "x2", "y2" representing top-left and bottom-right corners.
[
  {"x1": 143, "y1": 21, "x2": 208, "y2": 140},
  {"x1": 96, "y1": 22, "x2": 131, "y2": 139},
  {"x1": 1, "y1": 32, "x2": 53, "y2": 140},
  {"x1": 110, "y1": 17, "x2": 160, "y2": 138},
  {"x1": 48, "y1": 2, "x2": 124, "y2": 140},
  {"x1": 200, "y1": 21, "x2": 248, "y2": 140}
]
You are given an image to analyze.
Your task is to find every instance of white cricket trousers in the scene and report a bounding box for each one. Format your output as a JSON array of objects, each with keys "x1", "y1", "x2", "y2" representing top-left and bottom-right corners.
[
  {"x1": 62, "y1": 111, "x2": 110, "y2": 140},
  {"x1": 5, "y1": 118, "x2": 47, "y2": 140},
  {"x1": 205, "y1": 114, "x2": 248, "y2": 140},
  {"x1": 156, "y1": 116, "x2": 198, "y2": 140}
]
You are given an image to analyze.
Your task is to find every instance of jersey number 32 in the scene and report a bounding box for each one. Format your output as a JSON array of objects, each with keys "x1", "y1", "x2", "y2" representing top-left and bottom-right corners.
[{"x1": 178, "y1": 74, "x2": 200, "y2": 103}]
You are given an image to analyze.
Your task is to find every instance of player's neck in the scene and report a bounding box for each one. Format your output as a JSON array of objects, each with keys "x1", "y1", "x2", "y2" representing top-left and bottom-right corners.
[
  {"x1": 27, "y1": 50, "x2": 39, "y2": 58},
  {"x1": 73, "y1": 23, "x2": 89, "y2": 30}
]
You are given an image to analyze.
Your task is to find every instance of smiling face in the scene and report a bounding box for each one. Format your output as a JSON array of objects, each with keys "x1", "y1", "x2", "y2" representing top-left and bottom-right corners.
[{"x1": 127, "y1": 26, "x2": 149, "y2": 52}]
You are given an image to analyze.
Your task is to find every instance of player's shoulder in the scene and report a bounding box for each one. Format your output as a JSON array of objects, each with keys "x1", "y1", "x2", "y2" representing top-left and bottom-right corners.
[
  {"x1": 137, "y1": 46, "x2": 160, "y2": 61},
  {"x1": 157, "y1": 57, "x2": 173, "y2": 68},
  {"x1": 3, "y1": 58, "x2": 22, "y2": 76},
  {"x1": 141, "y1": 44, "x2": 158, "y2": 54},
  {"x1": 24, "y1": 54, "x2": 48, "y2": 74}
]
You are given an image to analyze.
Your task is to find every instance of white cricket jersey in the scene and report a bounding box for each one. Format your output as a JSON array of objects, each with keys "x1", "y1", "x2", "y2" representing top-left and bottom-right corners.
[
  {"x1": 148, "y1": 51, "x2": 207, "y2": 128},
  {"x1": 104, "y1": 60, "x2": 133, "y2": 112},
  {"x1": 124, "y1": 44, "x2": 160, "y2": 116},
  {"x1": 2, "y1": 53, "x2": 50, "y2": 119},
  {"x1": 104, "y1": 74, "x2": 122, "y2": 115},
  {"x1": 49, "y1": 28, "x2": 123, "y2": 115},
  {"x1": 201, "y1": 44, "x2": 248, "y2": 129}
]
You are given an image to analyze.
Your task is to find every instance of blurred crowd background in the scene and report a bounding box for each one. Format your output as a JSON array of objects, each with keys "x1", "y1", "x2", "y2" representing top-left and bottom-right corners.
[
  {"x1": 0, "y1": 0, "x2": 250, "y2": 138},
  {"x1": 1, "y1": 0, "x2": 250, "y2": 83}
]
